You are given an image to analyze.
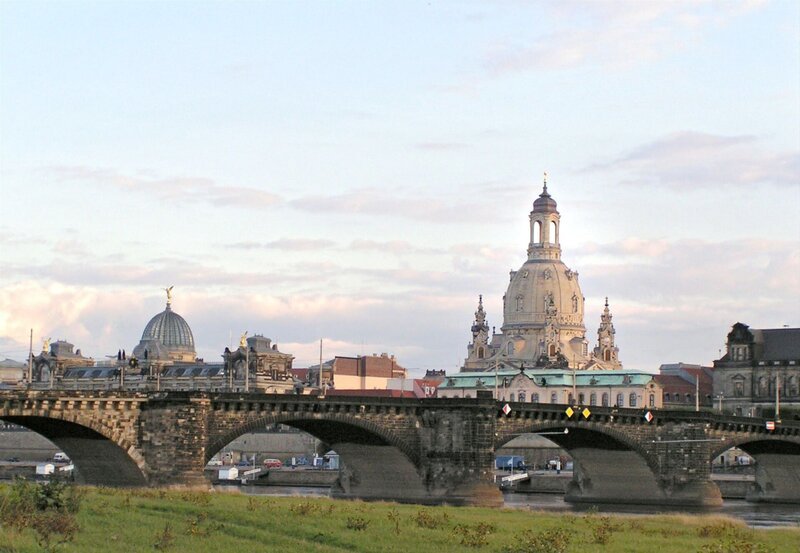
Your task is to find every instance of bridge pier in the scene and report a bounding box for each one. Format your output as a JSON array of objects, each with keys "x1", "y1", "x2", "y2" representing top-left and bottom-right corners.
[
  {"x1": 563, "y1": 446, "x2": 723, "y2": 507},
  {"x1": 746, "y1": 450, "x2": 800, "y2": 504}
]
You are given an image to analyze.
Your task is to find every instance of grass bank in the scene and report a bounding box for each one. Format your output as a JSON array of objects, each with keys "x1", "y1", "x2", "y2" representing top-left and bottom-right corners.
[{"x1": 1, "y1": 484, "x2": 798, "y2": 552}]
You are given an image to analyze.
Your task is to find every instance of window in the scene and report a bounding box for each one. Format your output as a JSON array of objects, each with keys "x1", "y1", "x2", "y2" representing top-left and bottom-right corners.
[
  {"x1": 686, "y1": 393, "x2": 692, "y2": 403},
  {"x1": 507, "y1": 342, "x2": 514, "y2": 355},
  {"x1": 464, "y1": 393, "x2": 471, "y2": 398},
  {"x1": 629, "y1": 393, "x2": 637, "y2": 407},
  {"x1": 602, "y1": 393, "x2": 609, "y2": 407},
  {"x1": 551, "y1": 392, "x2": 558, "y2": 404},
  {"x1": 532, "y1": 392, "x2": 539, "y2": 403},
  {"x1": 477, "y1": 347, "x2": 484, "y2": 359},
  {"x1": 664, "y1": 393, "x2": 671, "y2": 402},
  {"x1": 590, "y1": 393, "x2": 597, "y2": 406},
  {"x1": 533, "y1": 221, "x2": 541, "y2": 243},
  {"x1": 603, "y1": 350, "x2": 611, "y2": 362},
  {"x1": 578, "y1": 393, "x2": 585, "y2": 404},
  {"x1": 568, "y1": 393, "x2": 574, "y2": 404},
  {"x1": 549, "y1": 344, "x2": 557, "y2": 356},
  {"x1": 516, "y1": 295, "x2": 524, "y2": 311},
  {"x1": 649, "y1": 394, "x2": 655, "y2": 407},
  {"x1": 550, "y1": 221, "x2": 557, "y2": 244},
  {"x1": 518, "y1": 391, "x2": 526, "y2": 402},
  {"x1": 734, "y1": 381, "x2": 744, "y2": 397},
  {"x1": 510, "y1": 393, "x2": 515, "y2": 402},
  {"x1": 616, "y1": 393, "x2": 623, "y2": 407}
]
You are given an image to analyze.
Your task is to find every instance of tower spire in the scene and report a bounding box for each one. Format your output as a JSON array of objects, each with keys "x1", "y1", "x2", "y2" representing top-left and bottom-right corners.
[{"x1": 543, "y1": 171, "x2": 548, "y2": 195}]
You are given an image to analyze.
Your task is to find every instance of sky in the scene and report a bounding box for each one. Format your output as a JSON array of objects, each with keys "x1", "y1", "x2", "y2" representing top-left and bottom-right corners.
[{"x1": 1, "y1": 0, "x2": 798, "y2": 375}]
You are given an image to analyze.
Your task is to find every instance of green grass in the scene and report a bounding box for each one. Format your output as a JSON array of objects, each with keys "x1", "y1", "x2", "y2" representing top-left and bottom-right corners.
[{"x1": 1, "y1": 485, "x2": 798, "y2": 553}]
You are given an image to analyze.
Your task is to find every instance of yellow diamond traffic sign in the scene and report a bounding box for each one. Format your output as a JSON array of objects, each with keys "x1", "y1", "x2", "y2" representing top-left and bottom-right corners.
[
  {"x1": 582, "y1": 408, "x2": 591, "y2": 419},
  {"x1": 565, "y1": 407, "x2": 574, "y2": 417}
]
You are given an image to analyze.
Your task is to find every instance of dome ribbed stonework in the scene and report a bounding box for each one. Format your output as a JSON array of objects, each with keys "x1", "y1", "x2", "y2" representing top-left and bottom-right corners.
[
  {"x1": 133, "y1": 301, "x2": 196, "y2": 363},
  {"x1": 140, "y1": 306, "x2": 195, "y2": 350}
]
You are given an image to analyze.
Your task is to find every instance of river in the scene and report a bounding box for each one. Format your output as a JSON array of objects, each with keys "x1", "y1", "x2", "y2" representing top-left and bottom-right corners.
[{"x1": 217, "y1": 485, "x2": 800, "y2": 529}]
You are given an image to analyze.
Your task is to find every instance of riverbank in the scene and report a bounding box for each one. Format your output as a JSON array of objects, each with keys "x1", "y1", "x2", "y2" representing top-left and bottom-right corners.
[{"x1": 1, "y1": 485, "x2": 797, "y2": 552}]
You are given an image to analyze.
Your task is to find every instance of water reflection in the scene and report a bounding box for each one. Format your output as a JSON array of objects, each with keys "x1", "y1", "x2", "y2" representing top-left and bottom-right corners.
[{"x1": 218, "y1": 485, "x2": 799, "y2": 529}]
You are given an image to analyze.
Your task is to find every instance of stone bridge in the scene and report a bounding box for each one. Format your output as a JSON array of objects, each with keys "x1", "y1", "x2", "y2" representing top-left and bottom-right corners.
[{"x1": 1, "y1": 391, "x2": 798, "y2": 507}]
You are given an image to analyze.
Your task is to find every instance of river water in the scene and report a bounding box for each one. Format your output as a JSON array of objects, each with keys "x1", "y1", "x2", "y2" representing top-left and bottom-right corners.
[{"x1": 218, "y1": 485, "x2": 800, "y2": 529}]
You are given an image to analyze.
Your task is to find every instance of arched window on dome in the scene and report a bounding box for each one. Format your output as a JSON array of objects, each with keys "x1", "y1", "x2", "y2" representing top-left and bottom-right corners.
[
  {"x1": 533, "y1": 221, "x2": 541, "y2": 244},
  {"x1": 550, "y1": 221, "x2": 558, "y2": 244}
]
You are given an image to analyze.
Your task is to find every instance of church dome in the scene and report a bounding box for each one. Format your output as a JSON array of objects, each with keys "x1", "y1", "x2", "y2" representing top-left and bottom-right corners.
[
  {"x1": 133, "y1": 291, "x2": 196, "y2": 363},
  {"x1": 140, "y1": 305, "x2": 195, "y2": 352},
  {"x1": 503, "y1": 260, "x2": 584, "y2": 332}
]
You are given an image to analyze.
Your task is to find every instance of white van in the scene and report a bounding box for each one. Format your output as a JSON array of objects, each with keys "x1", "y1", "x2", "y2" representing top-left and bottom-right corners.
[{"x1": 53, "y1": 452, "x2": 69, "y2": 462}]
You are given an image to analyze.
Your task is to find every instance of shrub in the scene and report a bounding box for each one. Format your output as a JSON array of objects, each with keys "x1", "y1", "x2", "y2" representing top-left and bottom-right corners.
[
  {"x1": 412, "y1": 509, "x2": 449, "y2": 529},
  {"x1": 0, "y1": 479, "x2": 82, "y2": 552},
  {"x1": 505, "y1": 527, "x2": 571, "y2": 553},
  {"x1": 345, "y1": 516, "x2": 369, "y2": 531},
  {"x1": 452, "y1": 522, "x2": 496, "y2": 547},
  {"x1": 153, "y1": 522, "x2": 174, "y2": 551}
]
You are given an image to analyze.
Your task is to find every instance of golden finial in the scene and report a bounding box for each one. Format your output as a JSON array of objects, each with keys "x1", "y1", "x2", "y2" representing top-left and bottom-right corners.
[{"x1": 239, "y1": 331, "x2": 248, "y2": 348}]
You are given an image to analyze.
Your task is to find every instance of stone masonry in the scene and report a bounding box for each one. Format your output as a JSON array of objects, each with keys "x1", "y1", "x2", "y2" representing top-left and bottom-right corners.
[{"x1": 1, "y1": 390, "x2": 798, "y2": 505}]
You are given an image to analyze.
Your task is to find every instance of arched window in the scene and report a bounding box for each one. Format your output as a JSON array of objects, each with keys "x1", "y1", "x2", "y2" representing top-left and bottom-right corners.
[
  {"x1": 578, "y1": 393, "x2": 585, "y2": 404},
  {"x1": 616, "y1": 393, "x2": 624, "y2": 407},
  {"x1": 568, "y1": 393, "x2": 574, "y2": 404},
  {"x1": 464, "y1": 393, "x2": 471, "y2": 398},
  {"x1": 532, "y1": 392, "x2": 539, "y2": 403},
  {"x1": 510, "y1": 393, "x2": 515, "y2": 402},
  {"x1": 477, "y1": 347, "x2": 484, "y2": 359},
  {"x1": 550, "y1": 221, "x2": 557, "y2": 244},
  {"x1": 649, "y1": 394, "x2": 655, "y2": 407},
  {"x1": 533, "y1": 221, "x2": 542, "y2": 243},
  {"x1": 603, "y1": 350, "x2": 611, "y2": 362},
  {"x1": 629, "y1": 393, "x2": 637, "y2": 407},
  {"x1": 551, "y1": 392, "x2": 558, "y2": 404},
  {"x1": 518, "y1": 391, "x2": 526, "y2": 402},
  {"x1": 686, "y1": 393, "x2": 692, "y2": 403},
  {"x1": 590, "y1": 393, "x2": 597, "y2": 406},
  {"x1": 602, "y1": 393, "x2": 609, "y2": 406},
  {"x1": 664, "y1": 393, "x2": 671, "y2": 402},
  {"x1": 548, "y1": 344, "x2": 557, "y2": 356}
]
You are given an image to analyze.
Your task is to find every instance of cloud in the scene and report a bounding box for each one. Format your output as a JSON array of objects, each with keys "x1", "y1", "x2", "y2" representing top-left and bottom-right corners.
[
  {"x1": 485, "y1": 0, "x2": 766, "y2": 74},
  {"x1": 414, "y1": 142, "x2": 470, "y2": 151},
  {"x1": 582, "y1": 132, "x2": 800, "y2": 189},
  {"x1": 349, "y1": 239, "x2": 444, "y2": 255},
  {"x1": 49, "y1": 166, "x2": 282, "y2": 208},
  {"x1": 289, "y1": 188, "x2": 486, "y2": 223},
  {"x1": 227, "y1": 238, "x2": 337, "y2": 251}
]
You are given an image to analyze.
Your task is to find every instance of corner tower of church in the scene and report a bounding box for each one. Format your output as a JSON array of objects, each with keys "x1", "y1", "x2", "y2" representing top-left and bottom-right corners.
[{"x1": 462, "y1": 175, "x2": 621, "y2": 372}]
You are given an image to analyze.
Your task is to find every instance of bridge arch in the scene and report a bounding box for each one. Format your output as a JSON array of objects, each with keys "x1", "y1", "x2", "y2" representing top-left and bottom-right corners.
[
  {"x1": 710, "y1": 434, "x2": 800, "y2": 504},
  {"x1": 0, "y1": 413, "x2": 147, "y2": 487},
  {"x1": 207, "y1": 410, "x2": 425, "y2": 502},
  {"x1": 497, "y1": 419, "x2": 668, "y2": 505}
]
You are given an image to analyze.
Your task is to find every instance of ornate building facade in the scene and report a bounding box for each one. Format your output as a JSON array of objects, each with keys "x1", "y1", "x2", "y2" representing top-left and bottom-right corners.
[
  {"x1": 463, "y1": 177, "x2": 621, "y2": 372},
  {"x1": 713, "y1": 322, "x2": 800, "y2": 417}
]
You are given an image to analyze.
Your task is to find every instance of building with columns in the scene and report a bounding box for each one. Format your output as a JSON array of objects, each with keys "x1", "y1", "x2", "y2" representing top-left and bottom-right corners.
[{"x1": 463, "y1": 177, "x2": 622, "y2": 372}]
